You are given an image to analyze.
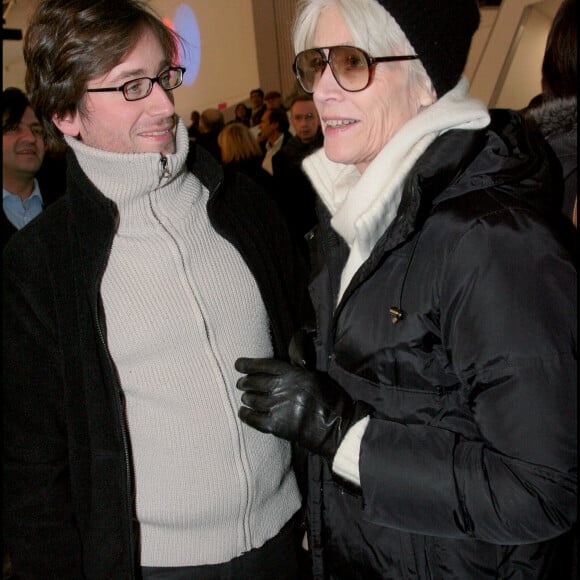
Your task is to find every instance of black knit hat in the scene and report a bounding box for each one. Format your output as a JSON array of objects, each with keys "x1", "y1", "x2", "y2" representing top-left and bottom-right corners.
[{"x1": 376, "y1": 0, "x2": 480, "y2": 97}]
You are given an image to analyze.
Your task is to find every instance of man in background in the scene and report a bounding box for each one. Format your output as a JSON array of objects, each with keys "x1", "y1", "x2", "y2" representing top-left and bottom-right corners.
[
  {"x1": 2, "y1": 87, "x2": 64, "y2": 249},
  {"x1": 264, "y1": 90, "x2": 285, "y2": 111},
  {"x1": 260, "y1": 107, "x2": 291, "y2": 176},
  {"x1": 196, "y1": 107, "x2": 225, "y2": 161},
  {"x1": 249, "y1": 87, "x2": 267, "y2": 127},
  {"x1": 272, "y1": 94, "x2": 324, "y2": 259}
]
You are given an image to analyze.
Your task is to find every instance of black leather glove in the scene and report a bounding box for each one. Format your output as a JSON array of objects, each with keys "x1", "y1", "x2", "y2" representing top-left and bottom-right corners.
[{"x1": 235, "y1": 357, "x2": 373, "y2": 463}]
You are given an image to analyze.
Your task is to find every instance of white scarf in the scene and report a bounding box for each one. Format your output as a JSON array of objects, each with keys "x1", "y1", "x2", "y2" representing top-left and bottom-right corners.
[{"x1": 303, "y1": 77, "x2": 491, "y2": 303}]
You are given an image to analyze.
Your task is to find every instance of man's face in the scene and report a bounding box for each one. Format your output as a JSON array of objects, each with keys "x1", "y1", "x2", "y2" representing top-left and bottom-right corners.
[
  {"x1": 290, "y1": 100, "x2": 320, "y2": 144},
  {"x1": 250, "y1": 91, "x2": 263, "y2": 109},
  {"x1": 259, "y1": 110, "x2": 276, "y2": 141},
  {"x1": 266, "y1": 96, "x2": 282, "y2": 109},
  {"x1": 3, "y1": 106, "x2": 45, "y2": 182},
  {"x1": 54, "y1": 28, "x2": 177, "y2": 155}
]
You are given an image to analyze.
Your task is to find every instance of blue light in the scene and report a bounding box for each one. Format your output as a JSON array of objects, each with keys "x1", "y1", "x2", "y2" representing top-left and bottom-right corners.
[{"x1": 174, "y1": 4, "x2": 201, "y2": 86}]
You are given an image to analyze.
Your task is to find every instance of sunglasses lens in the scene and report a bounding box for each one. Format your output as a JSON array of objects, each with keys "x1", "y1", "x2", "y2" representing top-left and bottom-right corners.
[
  {"x1": 294, "y1": 47, "x2": 370, "y2": 93},
  {"x1": 330, "y1": 47, "x2": 369, "y2": 91},
  {"x1": 295, "y1": 49, "x2": 325, "y2": 93}
]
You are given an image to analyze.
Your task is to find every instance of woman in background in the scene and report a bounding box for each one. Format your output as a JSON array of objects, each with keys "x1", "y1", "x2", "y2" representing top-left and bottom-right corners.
[{"x1": 218, "y1": 122, "x2": 274, "y2": 193}]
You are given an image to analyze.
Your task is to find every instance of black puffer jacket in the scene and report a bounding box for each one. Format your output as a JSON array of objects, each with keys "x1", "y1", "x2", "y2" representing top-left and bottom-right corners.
[{"x1": 305, "y1": 110, "x2": 577, "y2": 579}]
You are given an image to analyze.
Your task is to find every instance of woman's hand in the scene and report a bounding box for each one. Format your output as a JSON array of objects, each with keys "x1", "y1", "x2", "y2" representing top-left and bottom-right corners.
[{"x1": 235, "y1": 357, "x2": 372, "y2": 462}]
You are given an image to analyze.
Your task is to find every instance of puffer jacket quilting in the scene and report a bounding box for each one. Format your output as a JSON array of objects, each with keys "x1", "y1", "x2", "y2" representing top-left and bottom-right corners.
[{"x1": 304, "y1": 110, "x2": 577, "y2": 579}]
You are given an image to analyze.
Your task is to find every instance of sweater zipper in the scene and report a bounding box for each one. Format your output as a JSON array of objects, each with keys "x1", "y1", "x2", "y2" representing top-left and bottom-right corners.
[
  {"x1": 146, "y1": 176, "x2": 254, "y2": 550},
  {"x1": 159, "y1": 154, "x2": 171, "y2": 184},
  {"x1": 94, "y1": 208, "x2": 136, "y2": 579}
]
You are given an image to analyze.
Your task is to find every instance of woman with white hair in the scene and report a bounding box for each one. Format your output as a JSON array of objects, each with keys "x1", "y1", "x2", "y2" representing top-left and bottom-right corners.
[{"x1": 236, "y1": 1, "x2": 577, "y2": 578}]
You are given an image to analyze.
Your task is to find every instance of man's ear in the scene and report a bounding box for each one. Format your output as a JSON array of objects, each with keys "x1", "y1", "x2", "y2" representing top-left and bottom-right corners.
[{"x1": 52, "y1": 110, "x2": 81, "y2": 137}]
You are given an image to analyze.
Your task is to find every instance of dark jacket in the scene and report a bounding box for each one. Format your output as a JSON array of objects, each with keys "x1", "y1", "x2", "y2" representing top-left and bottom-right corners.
[
  {"x1": 2, "y1": 144, "x2": 309, "y2": 578},
  {"x1": 223, "y1": 157, "x2": 276, "y2": 196},
  {"x1": 305, "y1": 110, "x2": 577, "y2": 579},
  {"x1": 251, "y1": 104, "x2": 267, "y2": 128},
  {"x1": 194, "y1": 131, "x2": 222, "y2": 163},
  {"x1": 527, "y1": 96, "x2": 577, "y2": 223},
  {"x1": 272, "y1": 132, "x2": 324, "y2": 256}
]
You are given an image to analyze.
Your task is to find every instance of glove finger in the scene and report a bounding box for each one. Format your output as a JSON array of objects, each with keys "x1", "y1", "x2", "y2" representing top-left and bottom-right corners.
[
  {"x1": 236, "y1": 374, "x2": 279, "y2": 393},
  {"x1": 241, "y1": 391, "x2": 275, "y2": 413},
  {"x1": 239, "y1": 406, "x2": 273, "y2": 435}
]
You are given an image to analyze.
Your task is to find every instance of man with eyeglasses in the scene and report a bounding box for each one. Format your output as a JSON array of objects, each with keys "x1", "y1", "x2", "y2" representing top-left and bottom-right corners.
[
  {"x1": 3, "y1": 1, "x2": 309, "y2": 578},
  {"x1": 271, "y1": 95, "x2": 324, "y2": 260}
]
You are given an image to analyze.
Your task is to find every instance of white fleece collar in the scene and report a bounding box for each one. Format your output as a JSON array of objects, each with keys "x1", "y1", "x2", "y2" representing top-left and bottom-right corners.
[{"x1": 303, "y1": 77, "x2": 490, "y2": 303}]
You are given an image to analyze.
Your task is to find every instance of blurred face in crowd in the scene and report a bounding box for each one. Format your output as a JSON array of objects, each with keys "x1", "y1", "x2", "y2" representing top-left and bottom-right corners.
[
  {"x1": 290, "y1": 100, "x2": 320, "y2": 143},
  {"x1": 265, "y1": 95, "x2": 283, "y2": 109},
  {"x1": 3, "y1": 106, "x2": 45, "y2": 185},
  {"x1": 250, "y1": 91, "x2": 264, "y2": 110},
  {"x1": 53, "y1": 28, "x2": 177, "y2": 155},
  {"x1": 235, "y1": 103, "x2": 248, "y2": 120},
  {"x1": 259, "y1": 109, "x2": 278, "y2": 142},
  {"x1": 312, "y1": 6, "x2": 433, "y2": 173}
]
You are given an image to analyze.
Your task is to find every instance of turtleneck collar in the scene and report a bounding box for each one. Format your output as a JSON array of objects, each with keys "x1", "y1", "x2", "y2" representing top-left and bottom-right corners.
[{"x1": 64, "y1": 119, "x2": 202, "y2": 232}]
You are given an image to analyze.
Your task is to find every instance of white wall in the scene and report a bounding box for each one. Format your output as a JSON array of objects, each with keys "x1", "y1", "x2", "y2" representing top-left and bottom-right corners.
[
  {"x1": 494, "y1": 6, "x2": 553, "y2": 108},
  {"x1": 158, "y1": 0, "x2": 260, "y2": 122}
]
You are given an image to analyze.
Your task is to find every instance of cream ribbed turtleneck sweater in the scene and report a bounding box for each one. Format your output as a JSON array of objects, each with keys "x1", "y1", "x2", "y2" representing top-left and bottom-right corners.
[{"x1": 64, "y1": 121, "x2": 300, "y2": 566}]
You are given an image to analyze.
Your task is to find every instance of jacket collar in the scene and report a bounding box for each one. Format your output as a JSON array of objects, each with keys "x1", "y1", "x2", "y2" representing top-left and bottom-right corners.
[
  {"x1": 527, "y1": 96, "x2": 577, "y2": 139},
  {"x1": 186, "y1": 139, "x2": 224, "y2": 198},
  {"x1": 326, "y1": 108, "x2": 557, "y2": 309}
]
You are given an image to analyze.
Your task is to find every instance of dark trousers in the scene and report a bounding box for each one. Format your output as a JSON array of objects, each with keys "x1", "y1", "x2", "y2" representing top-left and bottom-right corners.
[{"x1": 141, "y1": 513, "x2": 310, "y2": 580}]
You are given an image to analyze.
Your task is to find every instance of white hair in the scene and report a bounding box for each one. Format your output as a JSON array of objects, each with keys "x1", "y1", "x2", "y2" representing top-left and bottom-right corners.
[{"x1": 292, "y1": 0, "x2": 434, "y2": 97}]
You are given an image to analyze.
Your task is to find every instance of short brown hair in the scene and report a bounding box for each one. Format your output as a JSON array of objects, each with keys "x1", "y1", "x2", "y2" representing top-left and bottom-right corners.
[
  {"x1": 24, "y1": 0, "x2": 182, "y2": 150},
  {"x1": 290, "y1": 93, "x2": 314, "y2": 110},
  {"x1": 264, "y1": 108, "x2": 289, "y2": 134},
  {"x1": 3, "y1": 87, "x2": 33, "y2": 132}
]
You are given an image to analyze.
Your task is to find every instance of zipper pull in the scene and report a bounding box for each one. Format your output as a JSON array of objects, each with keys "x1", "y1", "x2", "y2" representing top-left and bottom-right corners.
[
  {"x1": 159, "y1": 155, "x2": 171, "y2": 182},
  {"x1": 389, "y1": 306, "x2": 405, "y2": 324}
]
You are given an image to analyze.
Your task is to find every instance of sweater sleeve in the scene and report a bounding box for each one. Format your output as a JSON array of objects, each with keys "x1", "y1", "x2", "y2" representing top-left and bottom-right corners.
[{"x1": 332, "y1": 416, "x2": 370, "y2": 485}]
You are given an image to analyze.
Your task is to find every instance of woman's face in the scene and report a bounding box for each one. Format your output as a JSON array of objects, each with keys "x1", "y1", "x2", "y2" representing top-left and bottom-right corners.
[{"x1": 312, "y1": 6, "x2": 433, "y2": 174}]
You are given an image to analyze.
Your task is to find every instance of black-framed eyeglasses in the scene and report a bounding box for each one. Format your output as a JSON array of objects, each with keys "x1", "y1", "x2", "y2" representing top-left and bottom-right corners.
[
  {"x1": 293, "y1": 46, "x2": 418, "y2": 94},
  {"x1": 86, "y1": 66, "x2": 186, "y2": 102}
]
